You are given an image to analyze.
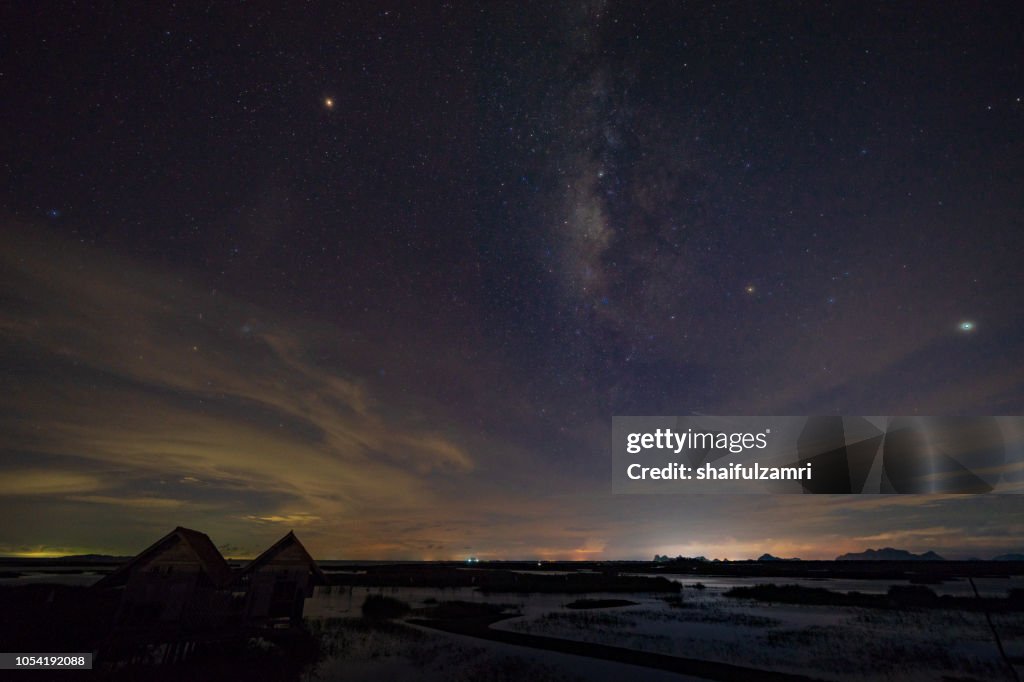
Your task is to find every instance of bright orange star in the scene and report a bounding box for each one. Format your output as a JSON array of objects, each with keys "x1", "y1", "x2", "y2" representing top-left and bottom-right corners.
[{"x1": 324, "y1": 97, "x2": 335, "y2": 110}]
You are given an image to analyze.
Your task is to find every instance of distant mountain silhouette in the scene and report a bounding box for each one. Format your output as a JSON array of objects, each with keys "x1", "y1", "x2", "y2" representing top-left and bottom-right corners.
[
  {"x1": 836, "y1": 547, "x2": 944, "y2": 561},
  {"x1": 53, "y1": 554, "x2": 131, "y2": 562},
  {"x1": 992, "y1": 553, "x2": 1024, "y2": 561},
  {"x1": 757, "y1": 553, "x2": 800, "y2": 561},
  {"x1": 653, "y1": 554, "x2": 707, "y2": 563}
]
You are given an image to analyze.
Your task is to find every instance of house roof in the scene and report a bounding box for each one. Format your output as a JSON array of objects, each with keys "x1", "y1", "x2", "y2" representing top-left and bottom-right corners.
[
  {"x1": 93, "y1": 526, "x2": 233, "y2": 589},
  {"x1": 238, "y1": 530, "x2": 327, "y2": 584}
]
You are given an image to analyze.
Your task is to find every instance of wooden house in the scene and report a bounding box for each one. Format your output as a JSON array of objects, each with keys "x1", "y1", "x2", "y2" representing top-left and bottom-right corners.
[
  {"x1": 94, "y1": 526, "x2": 235, "y2": 629},
  {"x1": 236, "y1": 531, "x2": 326, "y2": 626},
  {"x1": 94, "y1": 527, "x2": 326, "y2": 634}
]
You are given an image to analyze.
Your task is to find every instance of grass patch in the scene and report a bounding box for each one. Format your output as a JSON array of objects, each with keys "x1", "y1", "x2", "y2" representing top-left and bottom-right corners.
[
  {"x1": 418, "y1": 600, "x2": 514, "y2": 620},
  {"x1": 361, "y1": 594, "x2": 410, "y2": 620},
  {"x1": 564, "y1": 599, "x2": 638, "y2": 609},
  {"x1": 660, "y1": 594, "x2": 690, "y2": 609},
  {"x1": 725, "y1": 583, "x2": 1024, "y2": 612}
]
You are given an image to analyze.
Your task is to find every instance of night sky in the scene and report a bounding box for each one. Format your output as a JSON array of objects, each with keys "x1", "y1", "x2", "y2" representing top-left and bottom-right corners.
[{"x1": 2, "y1": 2, "x2": 1022, "y2": 560}]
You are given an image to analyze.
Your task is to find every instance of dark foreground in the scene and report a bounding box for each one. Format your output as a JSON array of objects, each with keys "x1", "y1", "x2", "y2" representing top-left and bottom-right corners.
[
  {"x1": 410, "y1": 609, "x2": 826, "y2": 682},
  {"x1": 3, "y1": 559, "x2": 1023, "y2": 680}
]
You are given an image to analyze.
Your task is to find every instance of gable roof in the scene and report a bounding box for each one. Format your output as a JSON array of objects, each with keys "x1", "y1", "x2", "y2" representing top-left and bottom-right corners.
[
  {"x1": 93, "y1": 526, "x2": 233, "y2": 589},
  {"x1": 238, "y1": 531, "x2": 327, "y2": 584}
]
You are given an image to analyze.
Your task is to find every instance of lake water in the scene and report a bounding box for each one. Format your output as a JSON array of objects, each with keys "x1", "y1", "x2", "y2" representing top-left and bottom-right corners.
[
  {"x1": 304, "y1": 578, "x2": 1024, "y2": 682},
  {"x1": 638, "y1": 572, "x2": 1024, "y2": 597}
]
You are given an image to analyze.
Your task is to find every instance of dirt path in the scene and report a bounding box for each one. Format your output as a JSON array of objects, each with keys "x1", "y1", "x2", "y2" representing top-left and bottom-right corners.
[{"x1": 408, "y1": 615, "x2": 827, "y2": 682}]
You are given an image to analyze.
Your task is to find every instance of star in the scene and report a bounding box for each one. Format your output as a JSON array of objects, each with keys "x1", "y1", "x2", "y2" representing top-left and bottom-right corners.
[
  {"x1": 324, "y1": 97, "x2": 335, "y2": 110},
  {"x1": 744, "y1": 285, "x2": 756, "y2": 295},
  {"x1": 958, "y1": 320, "x2": 976, "y2": 332}
]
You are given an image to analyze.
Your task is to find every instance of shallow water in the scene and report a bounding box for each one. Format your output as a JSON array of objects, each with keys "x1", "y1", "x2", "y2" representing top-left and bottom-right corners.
[
  {"x1": 641, "y1": 573, "x2": 1024, "y2": 597},
  {"x1": 303, "y1": 581, "x2": 1024, "y2": 681}
]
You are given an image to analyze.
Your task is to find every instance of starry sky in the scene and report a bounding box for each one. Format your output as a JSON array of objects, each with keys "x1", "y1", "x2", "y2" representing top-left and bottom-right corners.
[{"x1": 1, "y1": 2, "x2": 1022, "y2": 560}]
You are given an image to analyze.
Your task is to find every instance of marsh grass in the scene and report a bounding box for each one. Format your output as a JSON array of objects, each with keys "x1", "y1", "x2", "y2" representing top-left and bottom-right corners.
[
  {"x1": 498, "y1": 587, "x2": 1024, "y2": 681},
  {"x1": 307, "y1": 616, "x2": 581, "y2": 682},
  {"x1": 361, "y1": 595, "x2": 410, "y2": 620}
]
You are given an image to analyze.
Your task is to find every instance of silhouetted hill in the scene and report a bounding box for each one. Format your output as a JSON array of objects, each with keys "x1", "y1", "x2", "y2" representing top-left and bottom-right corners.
[
  {"x1": 836, "y1": 548, "x2": 944, "y2": 561},
  {"x1": 992, "y1": 553, "x2": 1024, "y2": 561},
  {"x1": 654, "y1": 554, "x2": 706, "y2": 563},
  {"x1": 57, "y1": 554, "x2": 130, "y2": 562},
  {"x1": 757, "y1": 553, "x2": 800, "y2": 561}
]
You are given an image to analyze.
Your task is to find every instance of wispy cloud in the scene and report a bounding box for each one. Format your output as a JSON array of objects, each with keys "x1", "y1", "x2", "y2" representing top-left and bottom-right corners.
[
  {"x1": 243, "y1": 513, "x2": 321, "y2": 525},
  {"x1": 2, "y1": 224, "x2": 1022, "y2": 560},
  {"x1": 0, "y1": 226, "x2": 488, "y2": 554},
  {"x1": 0, "y1": 470, "x2": 104, "y2": 496}
]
